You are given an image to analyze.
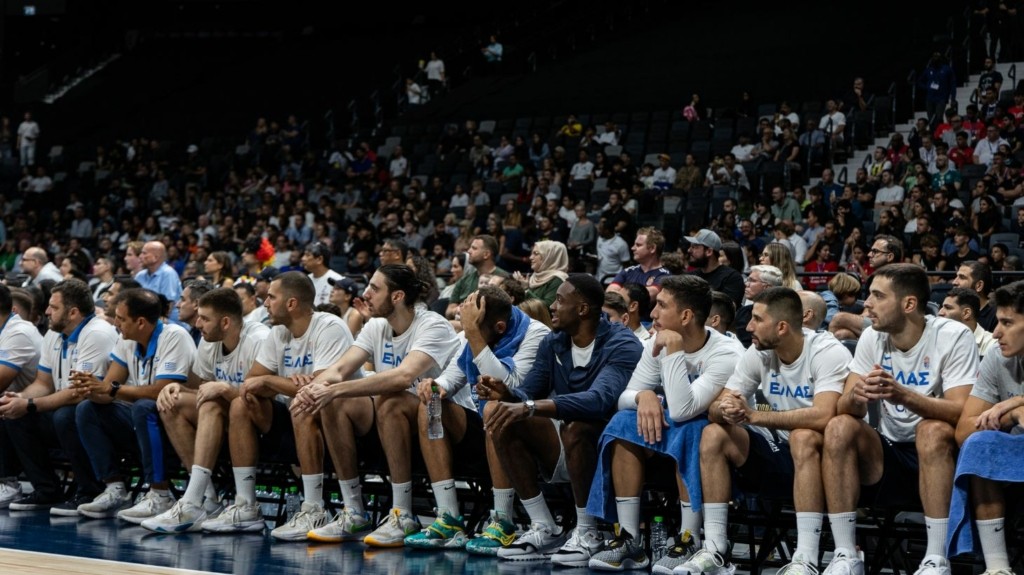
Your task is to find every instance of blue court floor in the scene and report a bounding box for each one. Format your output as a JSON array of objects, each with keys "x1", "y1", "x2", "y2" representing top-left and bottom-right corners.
[{"x1": 0, "y1": 509, "x2": 576, "y2": 575}]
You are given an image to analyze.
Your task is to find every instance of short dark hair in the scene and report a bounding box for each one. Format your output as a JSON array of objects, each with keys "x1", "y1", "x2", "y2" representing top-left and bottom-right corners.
[
  {"x1": 233, "y1": 282, "x2": 256, "y2": 297},
  {"x1": 477, "y1": 285, "x2": 513, "y2": 328},
  {"x1": 115, "y1": 278, "x2": 141, "y2": 291},
  {"x1": 960, "y1": 260, "x2": 993, "y2": 295},
  {"x1": 112, "y1": 289, "x2": 163, "y2": 325},
  {"x1": 565, "y1": 273, "x2": 605, "y2": 319},
  {"x1": 184, "y1": 278, "x2": 216, "y2": 301},
  {"x1": 304, "y1": 241, "x2": 332, "y2": 262},
  {"x1": 873, "y1": 234, "x2": 904, "y2": 263},
  {"x1": 51, "y1": 279, "x2": 95, "y2": 317},
  {"x1": 659, "y1": 274, "x2": 713, "y2": 325},
  {"x1": 873, "y1": 263, "x2": 931, "y2": 312},
  {"x1": 9, "y1": 288, "x2": 32, "y2": 318},
  {"x1": 382, "y1": 238, "x2": 410, "y2": 260},
  {"x1": 709, "y1": 291, "x2": 736, "y2": 330},
  {"x1": 993, "y1": 280, "x2": 1024, "y2": 314},
  {"x1": 945, "y1": 287, "x2": 981, "y2": 318},
  {"x1": 603, "y1": 291, "x2": 629, "y2": 315},
  {"x1": 0, "y1": 283, "x2": 15, "y2": 316},
  {"x1": 474, "y1": 235, "x2": 500, "y2": 260},
  {"x1": 315, "y1": 303, "x2": 342, "y2": 317},
  {"x1": 197, "y1": 287, "x2": 244, "y2": 323},
  {"x1": 376, "y1": 264, "x2": 429, "y2": 309},
  {"x1": 752, "y1": 287, "x2": 804, "y2": 329},
  {"x1": 622, "y1": 282, "x2": 652, "y2": 320},
  {"x1": 274, "y1": 271, "x2": 316, "y2": 309},
  {"x1": 498, "y1": 277, "x2": 527, "y2": 305}
]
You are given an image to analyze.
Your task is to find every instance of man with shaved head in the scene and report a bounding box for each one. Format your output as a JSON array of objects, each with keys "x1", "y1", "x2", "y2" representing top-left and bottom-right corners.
[
  {"x1": 799, "y1": 291, "x2": 828, "y2": 331},
  {"x1": 20, "y1": 247, "x2": 62, "y2": 286},
  {"x1": 135, "y1": 241, "x2": 183, "y2": 322}
]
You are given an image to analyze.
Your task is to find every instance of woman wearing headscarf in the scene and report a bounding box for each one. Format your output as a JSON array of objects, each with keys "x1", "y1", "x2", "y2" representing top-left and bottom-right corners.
[{"x1": 514, "y1": 240, "x2": 569, "y2": 307}]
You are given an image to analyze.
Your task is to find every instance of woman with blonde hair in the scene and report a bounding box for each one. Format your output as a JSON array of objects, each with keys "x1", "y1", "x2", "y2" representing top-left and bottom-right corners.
[
  {"x1": 759, "y1": 242, "x2": 802, "y2": 290},
  {"x1": 518, "y1": 297, "x2": 553, "y2": 329},
  {"x1": 827, "y1": 272, "x2": 864, "y2": 314},
  {"x1": 514, "y1": 240, "x2": 569, "y2": 307}
]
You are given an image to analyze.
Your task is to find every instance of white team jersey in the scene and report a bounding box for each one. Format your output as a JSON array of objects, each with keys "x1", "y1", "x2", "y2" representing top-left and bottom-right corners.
[
  {"x1": 309, "y1": 270, "x2": 343, "y2": 307},
  {"x1": 193, "y1": 321, "x2": 271, "y2": 386},
  {"x1": 110, "y1": 321, "x2": 195, "y2": 387},
  {"x1": 255, "y1": 312, "x2": 352, "y2": 380},
  {"x1": 244, "y1": 306, "x2": 271, "y2": 327},
  {"x1": 353, "y1": 308, "x2": 460, "y2": 395},
  {"x1": 973, "y1": 350, "x2": 1024, "y2": 405},
  {"x1": 0, "y1": 314, "x2": 43, "y2": 393},
  {"x1": 727, "y1": 328, "x2": 850, "y2": 441},
  {"x1": 39, "y1": 316, "x2": 118, "y2": 391},
  {"x1": 851, "y1": 316, "x2": 978, "y2": 443},
  {"x1": 435, "y1": 318, "x2": 550, "y2": 411},
  {"x1": 619, "y1": 329, "x2": 744, "y2": 422}
]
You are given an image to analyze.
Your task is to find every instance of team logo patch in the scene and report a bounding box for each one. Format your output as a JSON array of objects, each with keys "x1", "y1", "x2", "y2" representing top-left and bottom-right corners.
[{"x1": 923, "y1": 356, "x2": 930, "y2": 369}]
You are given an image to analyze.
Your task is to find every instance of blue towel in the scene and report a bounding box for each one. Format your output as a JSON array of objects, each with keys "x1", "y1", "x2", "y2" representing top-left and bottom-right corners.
[
  {"x1": 458, "y1": 306, "x2": 531, "y2": 410},
  {"x1": 947, "y1": 431, "x2": 1024, "y2": 558},
  {"x1": 586, "y1": 409, "x2": 708, "y2": 522}
]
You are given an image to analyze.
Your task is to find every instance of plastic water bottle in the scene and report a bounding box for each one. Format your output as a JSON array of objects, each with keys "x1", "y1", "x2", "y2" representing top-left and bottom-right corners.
[
  {"x1": 650, "y1": 516, "x2": 668, "y2": 561},
  {"x1": 428, "y1": 384, "x2": 444, "y2": 439},
  {"x1": 285, "y1": 486, "x2": 301, "y2": 518},
  {"x1": 271, "y1": 486, "x2": 283, "y2": 519}
]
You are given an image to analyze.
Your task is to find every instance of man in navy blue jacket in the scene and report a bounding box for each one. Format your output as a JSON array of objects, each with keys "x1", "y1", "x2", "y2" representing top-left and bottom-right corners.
[{"x1": 477, "y1": 273, "x2": 643, "y2": 567}]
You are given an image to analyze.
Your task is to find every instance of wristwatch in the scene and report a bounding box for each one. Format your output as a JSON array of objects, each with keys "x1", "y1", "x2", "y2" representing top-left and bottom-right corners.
[
  {"x1": 108, "y1": 381, "x2": 122, "y2": 398},
  {"x1": 26, "y1": 398, "x2": 36, "y2": 414},
  {"x1": 524, "y1": 399, "x2": 536, "y2": 417}
]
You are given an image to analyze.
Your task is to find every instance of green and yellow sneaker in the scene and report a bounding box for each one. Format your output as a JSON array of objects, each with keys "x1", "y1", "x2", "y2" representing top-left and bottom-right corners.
[
  {"x1": 465, "y1": 510, "x2": 518, "y2": 556},
  {"x1": 404, "y1": 510, "x2": 468, "y2": 550}
]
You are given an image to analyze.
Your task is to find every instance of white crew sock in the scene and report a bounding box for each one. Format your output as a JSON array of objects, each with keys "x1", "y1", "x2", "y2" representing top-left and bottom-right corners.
[
  {"x1": 339, "y1": 477, "x2": 364, "y2": 514},
  {"x1": 233, "y1": 467, "x2": 257, "y2": 505},
  {"x1": 977, "y1": 517, "x2": 1010, "y2": 570},
  {"x1": 794, "y1": 512, "x2": 823, "y2": 565},
  {"x1": 703, "y1": 503, "x2": 729, "y2": 554},
  {"x1": 615, "y1": 497, "x2": 641, "y2": 538},
  {"x1": 432, "y1": 479, "x2": 459, "y2": 518},
  {"x1": 392, "y1": 481, "x2": 413, "y2": 515},
  {"x1": 522, "y1": 493, "x2": 558, "y2": 531},
  {"x1": 681, "y1": 500, "x2": 703, "y2": 546},
  {"x1": 829, "y1": 512, "x2": 858, "y2": 552},
  {"x1": 493, "y1": 487, "x2": 516, "y2": 517},
  {"x1": 182, "y1": 465, "x2": 211, "y2": 506},
  {"x1": 301, "y1": 473, "x2": 324, "y2": 508},
  {"x1": 924, "y1": 516, "x2": 948, "y2": 558}
]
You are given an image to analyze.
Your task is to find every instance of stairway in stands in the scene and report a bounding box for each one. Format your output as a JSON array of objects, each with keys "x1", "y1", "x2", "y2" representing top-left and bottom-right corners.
[{"x1": 813, "y1": 60, "x2": 1020, "y2": 193}]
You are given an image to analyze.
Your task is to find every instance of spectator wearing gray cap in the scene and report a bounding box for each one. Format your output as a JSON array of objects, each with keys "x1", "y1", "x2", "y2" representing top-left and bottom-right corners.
[{"x1": 685, "y1": 229, "x2": 745, "y2": 308}]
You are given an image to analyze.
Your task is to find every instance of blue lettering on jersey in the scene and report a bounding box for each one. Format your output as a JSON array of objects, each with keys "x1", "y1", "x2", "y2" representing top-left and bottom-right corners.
[
  {"x1": 381, "y1": 341, "x2": 403, "y2": 368},
  {"x1": 768, "y1": 381, "x2": 813, "y2": 399},
  {"x1": 893, "y1": 371, "x2": 930, "y2": 387},
  {"x1": 767, "y1": 371, "x2": 812, "y2": 399},
  {"x1": 215, "y1": 366, "x2": 247, "y2": 385},
  {"x1": 283, "y1": 353, "x2": 314, "y2": 369}
]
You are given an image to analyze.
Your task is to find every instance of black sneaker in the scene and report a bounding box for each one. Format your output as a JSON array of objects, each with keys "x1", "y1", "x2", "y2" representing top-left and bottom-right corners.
[
  {"x1": 10, "y1": 491, "x2": 64, "y2": 511},
  {"x1": 51, "y1": 493, "x2": 96, "y2": 517}
]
